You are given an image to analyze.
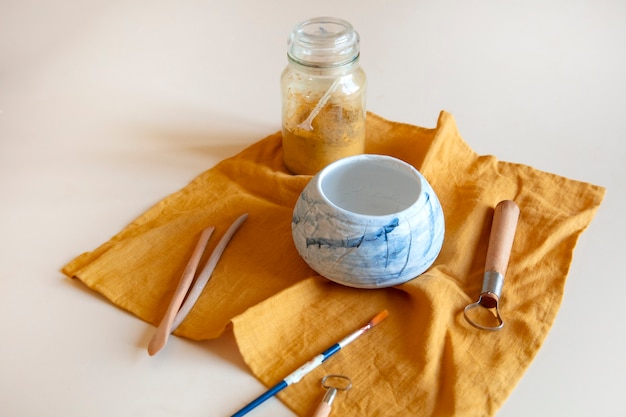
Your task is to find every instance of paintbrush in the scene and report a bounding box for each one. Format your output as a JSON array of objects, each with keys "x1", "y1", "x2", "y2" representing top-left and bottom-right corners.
[{"x1": 230, "y1": 309, "x2": 390, "y2": 417}]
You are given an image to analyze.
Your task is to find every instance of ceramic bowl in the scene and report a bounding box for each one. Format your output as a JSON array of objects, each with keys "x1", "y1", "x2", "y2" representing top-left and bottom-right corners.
[{"x1": 291, "y1": 154, "x2": 444, "y2": 288}]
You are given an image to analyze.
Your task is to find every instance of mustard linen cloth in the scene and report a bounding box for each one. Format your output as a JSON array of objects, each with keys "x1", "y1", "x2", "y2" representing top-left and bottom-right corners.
[{"x1": 63, "y1": 111, "x2": 605, "y2": 416}]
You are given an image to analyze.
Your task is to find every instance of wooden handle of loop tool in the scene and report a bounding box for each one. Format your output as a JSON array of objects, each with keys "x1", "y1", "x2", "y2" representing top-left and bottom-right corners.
[
  {"x1": 485, "y1": 200, "x2": 520, "y2": 276},
  {"x1": 311, "y1": 401, "x2": 332, "y2": 417}
]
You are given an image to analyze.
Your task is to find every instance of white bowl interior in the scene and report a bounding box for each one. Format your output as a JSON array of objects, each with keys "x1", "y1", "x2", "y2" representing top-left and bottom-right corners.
[{"x1": 319, "y1": 156, "x2": 421, "y2": 215}]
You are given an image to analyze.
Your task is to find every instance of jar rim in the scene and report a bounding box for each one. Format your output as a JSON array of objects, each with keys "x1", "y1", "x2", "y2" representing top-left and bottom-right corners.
[{"x1": 287, "y1": 17, "x2": 361, "y2": 68}]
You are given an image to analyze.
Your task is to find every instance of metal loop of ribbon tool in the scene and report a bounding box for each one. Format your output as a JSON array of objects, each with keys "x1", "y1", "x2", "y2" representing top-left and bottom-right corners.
[
  {"x1": 312, "y1": 374, "x2": 353, "y2": 417},
  {"x1": 463, "y1": 271, "x2": 505, "y2": 331}
]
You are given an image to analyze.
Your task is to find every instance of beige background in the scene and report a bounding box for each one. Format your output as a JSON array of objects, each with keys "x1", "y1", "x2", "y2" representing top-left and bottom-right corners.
[{"x1": 1, "y1": 1, "x2": 624, "y2": 416}]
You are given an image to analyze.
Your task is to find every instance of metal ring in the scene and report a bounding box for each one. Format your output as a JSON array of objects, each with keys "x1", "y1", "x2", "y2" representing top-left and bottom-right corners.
[
  {"x1": 321, "y1": 374, "x2": 352, "y2": 391},
  {"x1": 463, "y1": 296, "x2": 504, "y2": 331},
  {"x1": 481, "y1": 271, "x2": 504, "y2": 298}
]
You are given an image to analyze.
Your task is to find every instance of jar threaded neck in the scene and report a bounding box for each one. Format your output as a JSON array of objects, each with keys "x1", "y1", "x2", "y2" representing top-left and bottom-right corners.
[{"x1": 287, "y1": 17, "x2": 360, "y2": 68}]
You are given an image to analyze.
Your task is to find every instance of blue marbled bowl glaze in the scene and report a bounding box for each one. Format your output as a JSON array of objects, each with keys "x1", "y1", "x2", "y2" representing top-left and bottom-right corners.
[{"x1": 291, "y1": 154, "x2": 444, "y2": 288}]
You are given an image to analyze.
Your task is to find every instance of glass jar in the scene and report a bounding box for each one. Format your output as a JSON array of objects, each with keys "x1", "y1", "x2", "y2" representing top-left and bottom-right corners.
[{"x1": 281, "y1": 17, "x2": 367, "y2": 175}]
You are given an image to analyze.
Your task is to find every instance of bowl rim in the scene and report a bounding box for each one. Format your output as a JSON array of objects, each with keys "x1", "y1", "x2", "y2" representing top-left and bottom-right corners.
[{"x1": 314, "y1": 154, "x2": 427, "y2": 218}]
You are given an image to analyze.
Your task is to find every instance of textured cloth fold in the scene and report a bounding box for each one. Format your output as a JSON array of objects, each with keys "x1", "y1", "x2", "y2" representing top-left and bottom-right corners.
[{"x1": 62, "y1": 111, "x2": 605, "y2": 416}]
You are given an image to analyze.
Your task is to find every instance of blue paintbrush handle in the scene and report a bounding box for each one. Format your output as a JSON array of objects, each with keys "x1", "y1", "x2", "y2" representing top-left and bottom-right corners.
[{"x1": 230, "y1": 380, "x2": 288, "y2": 417}]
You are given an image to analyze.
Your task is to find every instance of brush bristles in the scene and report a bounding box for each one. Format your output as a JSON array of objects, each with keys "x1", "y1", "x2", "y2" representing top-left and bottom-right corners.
[{"x1": 368, "y1": 309, "x2": 389, "y2": 327}]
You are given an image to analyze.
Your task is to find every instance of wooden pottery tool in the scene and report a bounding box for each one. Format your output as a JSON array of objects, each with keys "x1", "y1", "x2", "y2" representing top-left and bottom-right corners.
[
  {"x1": 147, "y1": 213, "x2": 248, "y2": 355},
  {"x1": 464, "y1": 200, "x2": 520, "y2": 331}
]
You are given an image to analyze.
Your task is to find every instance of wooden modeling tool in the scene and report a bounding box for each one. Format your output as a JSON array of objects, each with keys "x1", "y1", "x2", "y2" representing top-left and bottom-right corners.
[{"x1": 147, "y1": 213, "x2": 248, "y2": 355}]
